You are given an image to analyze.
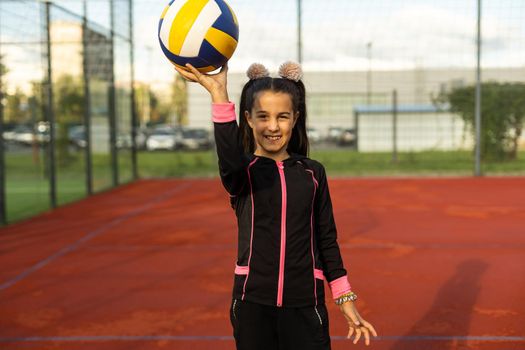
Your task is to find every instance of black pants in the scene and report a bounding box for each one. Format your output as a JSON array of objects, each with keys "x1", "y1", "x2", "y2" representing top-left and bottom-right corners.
[{"x1": 229, "y1": 298, "x2": 331, "y2": 350}]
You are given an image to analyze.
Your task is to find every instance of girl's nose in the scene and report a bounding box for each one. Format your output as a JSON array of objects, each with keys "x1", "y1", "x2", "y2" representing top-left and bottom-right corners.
[{"x1": 268, "y1": 117, "x2": 279, "y2": 131}]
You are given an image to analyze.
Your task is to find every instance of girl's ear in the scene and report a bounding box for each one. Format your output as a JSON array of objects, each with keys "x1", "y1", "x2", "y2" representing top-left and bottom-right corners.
[{"x1": 245, "y1": 110, "x2": 254, "y2": 129}]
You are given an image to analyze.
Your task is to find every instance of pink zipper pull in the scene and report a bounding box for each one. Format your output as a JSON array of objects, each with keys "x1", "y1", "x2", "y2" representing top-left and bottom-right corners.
[{"x1": 277, "y1": 161, "x2": 284, "y2": 169}]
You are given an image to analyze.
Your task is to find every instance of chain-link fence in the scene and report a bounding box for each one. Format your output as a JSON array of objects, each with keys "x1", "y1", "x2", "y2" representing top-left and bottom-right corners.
[
  {"x1": 0, "y1": 0, "x2": 135, "y2": 224},
  {"x1": 168, "y1": 0, "x2": 524, "y2": 178},
  {"x1": 2, "y1": 0, "x2": 524, "y2": 224}
]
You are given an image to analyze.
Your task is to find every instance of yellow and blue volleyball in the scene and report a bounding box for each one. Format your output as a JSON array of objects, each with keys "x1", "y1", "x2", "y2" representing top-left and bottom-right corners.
[{"x1": 158, "y1": 0, "x2": 239, "y2": 73}]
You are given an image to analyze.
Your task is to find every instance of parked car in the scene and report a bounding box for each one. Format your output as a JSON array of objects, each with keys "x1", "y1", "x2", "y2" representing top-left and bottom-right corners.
[
  {"x1": 307, "y1": 127, "x2": 321, "y2": 143},
  {"x1": 116, "y1": 132, "x2": 132, "y2": 149},
  {"x1": 327, "y1": 126, "x2": 344, "y2": 143},
  {"x1": 180, "y1": 128, "x2": 211, "y2": 150},
  {"x1": 9, "y1": 124, "x2": 50, "y2": 146},
  {"x1": 67, "y1": 125, "x2": 138, "y2": 150},
  {"x1": 2, "y1": 123, "x2": 19, "y2": 142},
  {"x1": 68, "y1": 126, "x2": 87, "y2": 149},
  {"x1": 135, "y1": 128, "x2": 149, "y2": 150},
  {"x1": 146, "y1": 126, "x2": 182, "y2": 151},
  {"x1": 338, "y1": 128, "x2": 356, "y2": 147}
]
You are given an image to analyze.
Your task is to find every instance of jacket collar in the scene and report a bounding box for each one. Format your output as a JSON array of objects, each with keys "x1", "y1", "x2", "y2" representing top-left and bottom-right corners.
[{"x1": 248, "y1": 151, "x2": 307, "y2": 165}]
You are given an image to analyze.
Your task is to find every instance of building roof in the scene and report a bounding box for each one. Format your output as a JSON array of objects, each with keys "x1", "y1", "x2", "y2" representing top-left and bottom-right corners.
[{"x1": 354, "y1": 104, "x2": 450, "y2": 114}]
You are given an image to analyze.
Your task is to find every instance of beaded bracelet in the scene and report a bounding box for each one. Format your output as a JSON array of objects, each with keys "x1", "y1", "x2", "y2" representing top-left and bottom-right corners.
[{"x1": 335, "y1": 291, "x2": 358, "y2": 305}]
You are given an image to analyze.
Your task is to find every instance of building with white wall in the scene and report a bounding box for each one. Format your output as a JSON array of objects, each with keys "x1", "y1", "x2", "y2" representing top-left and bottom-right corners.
[{"x1": 186, "y1": 66, "x2": 524, "y2": 152}]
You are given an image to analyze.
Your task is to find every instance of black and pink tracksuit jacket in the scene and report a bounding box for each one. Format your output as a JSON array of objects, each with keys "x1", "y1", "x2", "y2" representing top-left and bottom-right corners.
[{"x1": 213, "y1": 102, "x2": 352, "y2": 308}]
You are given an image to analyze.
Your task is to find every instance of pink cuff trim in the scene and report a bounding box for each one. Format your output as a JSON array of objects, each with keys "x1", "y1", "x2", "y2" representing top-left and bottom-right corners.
[
  {"x1": 212, "y1": 102, "x2": 236, "y2": 123},
  {"x1": 314, "y1": 269, "x2": 325, "y2": 280},
  {"x1": 329, "y1": 275, "x2": 352, "y2": 299},
  {"x1": 234, "y1": 264, "x2": 249, "y2": 275}
]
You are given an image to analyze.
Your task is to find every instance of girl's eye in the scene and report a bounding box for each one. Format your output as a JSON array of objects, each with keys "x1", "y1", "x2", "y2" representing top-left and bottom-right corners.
[{"x1": 279, "y1": 115, "x2": 290, "y2": 119}]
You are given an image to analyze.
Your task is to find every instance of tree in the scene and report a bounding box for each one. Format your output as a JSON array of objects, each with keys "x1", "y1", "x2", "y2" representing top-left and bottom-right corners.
[
  {"x1": 435, "y1": 82, "x2": 525, "y2": 160},
  {"x1": 4, "y1": 88, "x2": 29, "y2": 123},
  {"x1": 0, "y1": 54, "x2": 6, "y2": 78},
  {"x1": 54, "y1": 74, "x2": 84, "y2": 164},
  {"x1": 134, "y1": 83, "x2": 171, "y2": 126}
]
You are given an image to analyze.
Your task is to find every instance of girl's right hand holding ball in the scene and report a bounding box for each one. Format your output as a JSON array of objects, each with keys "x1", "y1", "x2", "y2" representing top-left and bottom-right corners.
[{"x1": 174, "y1": 63, "x2": 229, "y2": 103}]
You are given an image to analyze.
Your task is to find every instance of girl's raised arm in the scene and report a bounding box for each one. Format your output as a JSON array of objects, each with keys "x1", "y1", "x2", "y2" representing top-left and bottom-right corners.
[{"x1": 174, "y1": 64, "x2": 250, "y2": 196}]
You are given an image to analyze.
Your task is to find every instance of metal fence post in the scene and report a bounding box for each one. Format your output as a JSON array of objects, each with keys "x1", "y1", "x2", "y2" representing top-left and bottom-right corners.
[
  {"x1": 353, "y1": 110, "x2": 359, "y2": 152},
  {"x1": 109, "y1": 0, "x2": 118, "y2": 186},
  {"x1": 392, "y1": 89, "x2": 398, "y2": 163},
  {"x1": 82, "y1": 0, "x2": 93, "y2": 195},
  {"x1": 0, "y1": 20, "x2": 6, "y2": 225},
  {"x1": 475, "y1": 0, "x2": 482, "y2": 176},
  {"x1": 44, "y1": 1, "x2": 57, "y2": 208},
  {"x1": 297, "y1": 0, "x2": 302, "y2": 63},
  {"x1": 129, "y1": 0, "x2": 138, "y2": 180}
]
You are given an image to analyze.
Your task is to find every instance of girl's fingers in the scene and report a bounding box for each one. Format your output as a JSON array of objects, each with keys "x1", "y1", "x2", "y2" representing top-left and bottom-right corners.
[
  {"x1": 362, "y1": 320, "x2": 378, "y2": 337},
  {"x1": 360, "y1": 326, "x2": 370, "y2": 345},
  {"x1": 174, "y1": 66, "x2": 197, "y2": 82},
  {"x1": 185, "y1": 63, "x2": 204, "y2": 81},
  {"x1": 185, "y1": 63, "x2": 217, "y2": 91},
  {"x1": 353, "y1": 328, "x2": 362, "y2": 344},
  {"x1": 361, "y1": 327, "x2": 371, "y2": 346},
  {"x1": 347, "y1": 327, "x2": 354, "y2": 339}
]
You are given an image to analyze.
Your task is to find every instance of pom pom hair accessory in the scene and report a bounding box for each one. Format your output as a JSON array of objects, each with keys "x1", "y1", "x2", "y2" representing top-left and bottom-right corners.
[
  {"x1": 246, "y1": 61, "x2": 303, "y2": 82},
  {"x1": 246, "y1": 63, "x2": 270, "y2": 80},
  {"x1": 278, "y1": 61, "x2": 303, "y2": 82}
]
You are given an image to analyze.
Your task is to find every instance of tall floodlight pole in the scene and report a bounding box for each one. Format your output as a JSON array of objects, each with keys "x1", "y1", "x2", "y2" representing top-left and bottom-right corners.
[
  {"x1": 297, "y1": 0, "x2": 302, "y2": 63},
  {"x1": 474, "y1": 0, "x2": 482, "y2": 176}
]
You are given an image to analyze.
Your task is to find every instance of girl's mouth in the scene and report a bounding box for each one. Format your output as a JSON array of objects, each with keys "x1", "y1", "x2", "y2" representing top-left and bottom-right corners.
[{"x1": 265, "y1": 135, "x2": 282, "y2": 141}]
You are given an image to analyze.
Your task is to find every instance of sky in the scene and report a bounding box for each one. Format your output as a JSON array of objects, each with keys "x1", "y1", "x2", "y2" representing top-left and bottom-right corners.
[
  {"x1": 133, "y1": 0, "x2": 525, "y2": 85},
  {"x1": 1, "y1": 0, "x2": 524, "y2": 90}
]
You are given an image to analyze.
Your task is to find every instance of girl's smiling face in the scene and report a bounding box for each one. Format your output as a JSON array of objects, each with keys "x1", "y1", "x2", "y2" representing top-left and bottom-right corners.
[{"x1": 245, "y1": 91, "x2": 299, "y2": 161}]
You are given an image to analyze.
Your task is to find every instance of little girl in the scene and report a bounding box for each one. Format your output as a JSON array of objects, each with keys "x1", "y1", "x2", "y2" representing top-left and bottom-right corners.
[{"x1": 175, "y1": 61, "x2": 377, "y2": 350}]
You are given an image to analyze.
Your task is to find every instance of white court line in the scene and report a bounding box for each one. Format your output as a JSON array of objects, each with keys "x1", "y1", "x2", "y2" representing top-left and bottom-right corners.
[
  {"x1": 0, "y1": 335, "x2": 524, "y2": 342},
  {"x1": 0, "y1": 182, "x2": 192, "y2": 292}
]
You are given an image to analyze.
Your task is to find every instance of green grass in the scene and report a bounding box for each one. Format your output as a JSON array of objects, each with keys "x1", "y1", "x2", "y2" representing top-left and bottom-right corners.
[
  {"x1": 138, "y1": 150, "x2": 217, "y2": 178},
  {"x1": 137, "y1": 149, "x2": 525, "y2": 178},
  {"x1": 5, "y1": 151, "x2": 130, "y2": 223},
  {"x1": 4, "y1": 149, "x2": 525, "y2": 224},
  {"x1": 314, "y1": 149, "x2": 525, "y2": 176}
]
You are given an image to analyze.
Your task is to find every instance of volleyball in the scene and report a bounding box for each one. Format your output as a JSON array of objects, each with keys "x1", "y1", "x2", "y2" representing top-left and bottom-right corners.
[{"x1": 158, "y1": 0, "x2": 239, "y2": 73}]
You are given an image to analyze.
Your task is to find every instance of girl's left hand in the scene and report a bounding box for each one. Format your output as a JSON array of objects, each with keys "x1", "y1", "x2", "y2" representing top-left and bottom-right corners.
[{"x1": 338, "y1": 301, "x2": 378, "y2": 346}]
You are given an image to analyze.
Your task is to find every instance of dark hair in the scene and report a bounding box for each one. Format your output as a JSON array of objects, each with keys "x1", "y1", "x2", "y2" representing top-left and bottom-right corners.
[{"x1": 238, "y1": 77, "x2": 309, "y2": 156}]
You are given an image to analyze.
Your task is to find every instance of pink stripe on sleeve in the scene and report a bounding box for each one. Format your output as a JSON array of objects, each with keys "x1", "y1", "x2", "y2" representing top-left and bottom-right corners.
[
  {"x1": 234, "y1": 264, "x2": 249, "y2": 275},
  {"x1": 329, "y1": 275, "x2": 352, "y2": 299},
  {"x1": 314, "y1": 269, "x2": 325, "y2": 280},
  {"x1": 212, "y1": 102, "x2": 236, "y2": 123}
]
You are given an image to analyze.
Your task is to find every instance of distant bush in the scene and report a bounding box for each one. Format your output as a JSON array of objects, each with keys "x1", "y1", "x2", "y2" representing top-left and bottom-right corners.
[{"x1": 435, "y1": 82, "x2": 525, "y2": 160}]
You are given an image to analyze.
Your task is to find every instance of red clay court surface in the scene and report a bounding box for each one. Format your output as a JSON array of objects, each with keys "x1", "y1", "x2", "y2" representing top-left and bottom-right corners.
[{"x1": 1, "y1": 177, "x2": 524, "y2": 350}]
